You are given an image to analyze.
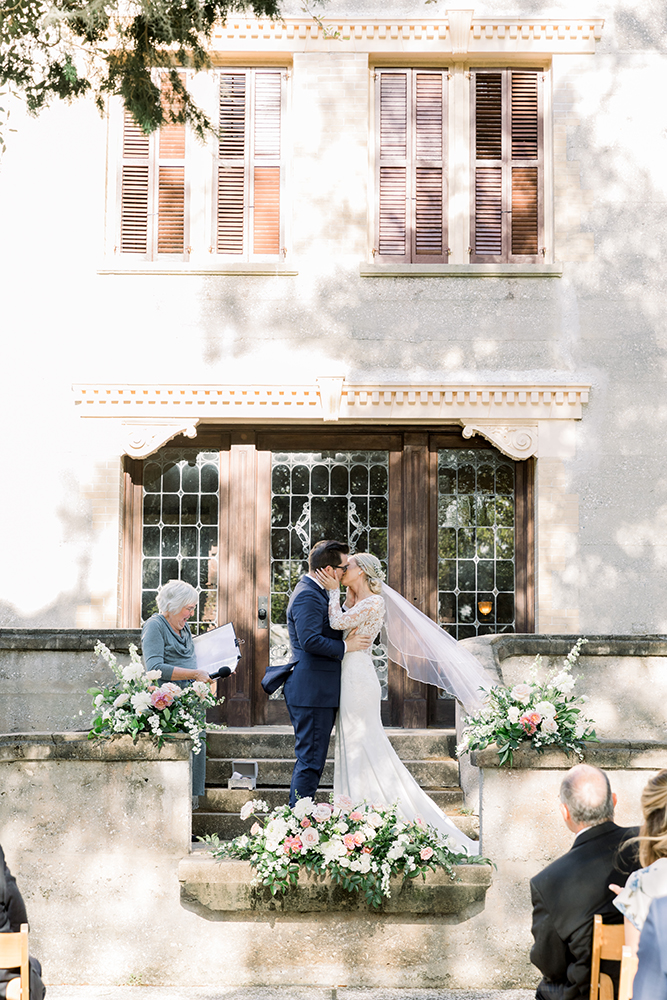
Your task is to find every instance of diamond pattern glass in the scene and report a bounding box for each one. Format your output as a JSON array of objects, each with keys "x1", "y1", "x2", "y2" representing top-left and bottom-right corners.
[
  {"x1": 141, "y1": 449, "x2": 219, "y2": 633},
  {"x1": 270, "y1": 451, "x2": 389, "y2": 698},
  {"x1": 437, "y1": 449, "x2": 516, "y2": 640}
]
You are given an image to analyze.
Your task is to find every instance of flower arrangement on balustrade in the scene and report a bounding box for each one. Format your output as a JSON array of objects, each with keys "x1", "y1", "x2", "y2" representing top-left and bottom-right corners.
[
  {"x1": 457, "y1": 638, "x2": 597, "y2": 767},
  {"x1": 204, "y1": 796, "x2": 490, "y2": 909},
  {"x1": 88, "y1": 641, "x2": 220, "y2": 752}
]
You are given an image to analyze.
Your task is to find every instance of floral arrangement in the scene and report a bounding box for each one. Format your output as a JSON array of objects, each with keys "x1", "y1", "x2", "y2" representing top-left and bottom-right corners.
[
  {"x1": 457, "y1": 638, "x2": 596, "y2": 767},
  {"x1": 88, "y1": 641, "x2": 220, "y2": 752},
  {"x1": 204, "y1": 796, "x2": 489, "y2": 909}
]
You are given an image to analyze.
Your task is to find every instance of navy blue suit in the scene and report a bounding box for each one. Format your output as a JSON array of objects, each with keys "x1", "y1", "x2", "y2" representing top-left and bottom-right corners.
[
  {"x1": 282, "y1": 575, "x2": 345, "y2": 805},
  {"x1": 633, "y1": 896, "x2": 667, "y2": 1000}
]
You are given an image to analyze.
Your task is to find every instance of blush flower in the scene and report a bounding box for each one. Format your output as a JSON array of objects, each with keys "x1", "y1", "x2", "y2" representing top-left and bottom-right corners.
[
  {"x1": 333, "y1": 795, "x2": 353, "y2": 813},
  {"x1": 519, "y1": 711, "x2": 541, "y2": 735},
  {"x1": 300, "y1": 817, "x2": 312, "y2": 828},
  {"x1": 150, "y1": 686, "x2": 175, "y2": 710},
  {"x1": 349, "y1": 810, "x2": 364, "y2": 822},
  {"x1": 300, "y1": 826, "x2": 320, "y2": 848},
  {"x1": 511, "y1": 683, "x2": 533, "y2": 705},
  {"x1": 540, "y1": 717, "x2": 558, "y2": 735},
  {"x1": 240, "y1": 801, "x2": 254, "y2": 821},
  {"x1": 250, "y1": 823, "x2": 261, "y2": 836},
  {"x1": 343, "y1": 834, "x2": 357, "y2": 851},
  {"x1": 313, "y1": 803, "x2": 333, "y2": 822},
  {"x1": 420, "y1": 846, "x2": 434, "y2": 861}
]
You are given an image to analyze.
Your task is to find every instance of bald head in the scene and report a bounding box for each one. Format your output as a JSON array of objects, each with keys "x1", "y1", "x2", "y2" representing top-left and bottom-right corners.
[{"x1": 559, "y1": 764, "x2": 615, "y2": 831}]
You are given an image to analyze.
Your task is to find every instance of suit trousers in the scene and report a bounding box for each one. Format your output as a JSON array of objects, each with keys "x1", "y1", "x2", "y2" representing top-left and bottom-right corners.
[{"x1": 284, "y1": 702, "x2": 336, "y2": 805}]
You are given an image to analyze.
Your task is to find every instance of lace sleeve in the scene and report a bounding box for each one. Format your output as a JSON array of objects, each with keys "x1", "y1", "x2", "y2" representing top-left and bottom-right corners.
[{"x1": 327, "y1": 591, "x2": 385, "y2": 635}]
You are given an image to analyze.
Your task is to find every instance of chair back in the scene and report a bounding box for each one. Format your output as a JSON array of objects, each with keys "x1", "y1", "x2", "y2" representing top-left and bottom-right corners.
[
  {"x1": 618, "y1": 944, "x2": 638, "y2": 1000},
  {"x1": 590, "y1": 914, "x2": 625, "y2": 1000},
  {"x1": 0, "y1": 923, "x2": 30, "y2": 999}
]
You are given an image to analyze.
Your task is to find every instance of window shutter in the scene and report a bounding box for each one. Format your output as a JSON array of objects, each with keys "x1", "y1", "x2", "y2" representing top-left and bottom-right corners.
[
  {"x1": 216, "y1": 69, "x2": 283, "y2": 259},
  {"x1": 471, "y1": 69, "x2": 542, "y2": 263},
  {"x1": 120, "y1": 112, "x2": 149, "y2": 254},
  {"x1": 376, "y1": 69, "x2": 447, "y2": 263},
  {"x1": 156, "y1": 76, "x2": 186, "y2": 255}
]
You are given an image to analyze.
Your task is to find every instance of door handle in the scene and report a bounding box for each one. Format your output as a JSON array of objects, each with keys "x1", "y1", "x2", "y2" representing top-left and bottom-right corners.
[{"x1": 258, "y1": 596, "x2": 268, "y2": 629}]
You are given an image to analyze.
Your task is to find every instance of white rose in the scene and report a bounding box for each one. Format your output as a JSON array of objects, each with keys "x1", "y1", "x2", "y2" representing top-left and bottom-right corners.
[
  {"x1": 240, "y1": 801, "x2": 254, "y2": 821},
  {"x1": 510, "y1": 683, "x2": 532, "y2": 705},
  {"x1": 507, "y1": 706, "x2": 520, "y2": 724},
  {"x1": 540, "y1": 717, "x2": 558, "y2": 734},
  {"x1": 535, "y1": 701, "x2": 557, "y2": 719},
  {"x1": 334, "y1": 822, "x2": 349, "y2": 834},
  {"x1": 551, "y1": 672, "x2": 575, "y2": 695},
  {"x1": 130, "y1": 691, "x2": 152, "y2": 714},
  {"x1": 366, "y1": 812, "x2": 384, "y2": 829},
  {"x1": 94, "y1": 693, "x2": 105, "y2": 708},
  {"x1": 122, "y1": 662, "x2": 144, "y2": 683},
  {"x1": 301, "y1": 827, "x2": 320, "y2": 848},
  {"x1": 113, "y1": 692, "x2": 130, "y2": 709},
  {"x1": 293, "y1": 797, "x2": 315, "y2": 820},
  {"x1": 145, "y1": 669, "x2": 163, "y2": 681},
  {"x1": 312, "y1": 803, "x2": 333, "y2": 823}
]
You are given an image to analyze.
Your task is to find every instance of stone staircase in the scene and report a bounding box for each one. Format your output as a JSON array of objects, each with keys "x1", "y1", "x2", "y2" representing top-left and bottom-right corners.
[{"x1": 193, "y1": 726, "x2": 478, "y2": 842}]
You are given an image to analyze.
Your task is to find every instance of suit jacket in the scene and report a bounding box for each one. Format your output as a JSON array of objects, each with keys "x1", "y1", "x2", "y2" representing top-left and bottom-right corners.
[
  {"x1": 633, "y1": 895, "x2": 667, "y2": 1000},
  {"x1": 282, "y1": 575, "x2": 346, "y2": 709},
  {"x1": 0, "y1": 846, "x2": 27, "y2": 933},
  {"x1": 530, "y1": 821, "x2": 639, "y2": 1000}
]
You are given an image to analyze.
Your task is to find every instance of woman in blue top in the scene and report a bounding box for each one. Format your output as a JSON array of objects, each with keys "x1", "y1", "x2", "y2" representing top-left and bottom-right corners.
[{"x1": 141, "y1": 580, "x2": 232, "y2": 806}]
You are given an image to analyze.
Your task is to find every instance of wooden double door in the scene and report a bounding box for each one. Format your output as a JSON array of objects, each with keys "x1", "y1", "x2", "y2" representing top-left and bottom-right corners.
[{"x1": 123, "y1": 425, "x2": 534, "y2": 727}]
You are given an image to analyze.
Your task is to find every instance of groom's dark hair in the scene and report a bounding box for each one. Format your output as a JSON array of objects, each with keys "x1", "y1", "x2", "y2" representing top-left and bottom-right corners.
[{"x1": 309, "y1": 540, "x2": 349, "y2": 572}]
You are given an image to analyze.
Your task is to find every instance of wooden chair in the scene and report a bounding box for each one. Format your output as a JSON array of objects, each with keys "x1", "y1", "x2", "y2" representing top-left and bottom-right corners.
[
  {"x1": 0, "y1": 923, "x2": 30, "y2": 1000},
  {"x1": 590, "y1": 913, "x2": 625, "y2": 1000},
  {"x1": 618, "y1": 944, "x2": 638, "y2": 1000}
]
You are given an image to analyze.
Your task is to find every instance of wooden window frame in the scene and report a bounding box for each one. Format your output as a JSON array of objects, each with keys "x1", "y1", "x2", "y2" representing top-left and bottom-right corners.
[
  {"x1": 469, "y1": 67, "x2": 544, "y2": 264},
  {"x1": 374, "y1": 68, "x2": 449, "y2": 264},
  {"x1": 213, "y1": 67, "x2": 288, "y2": 262}
]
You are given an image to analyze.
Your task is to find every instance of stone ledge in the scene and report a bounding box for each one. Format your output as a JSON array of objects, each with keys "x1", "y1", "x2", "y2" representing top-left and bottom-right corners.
[
  {"x1": 0, "y1": 629, "x2": 141, "y2": 651},
  {"x1": 462, "y1": 633, "x2": 667, "y2": 664},
  {"x1": 178, "y1": 854, "x2": 493, "y2": 915},
  {"x1": 471, "y1": 739, "x2": 667, "y2": 770},
  {"x1": 0, "y1": 732, "x2": 192, "y2": 762}
]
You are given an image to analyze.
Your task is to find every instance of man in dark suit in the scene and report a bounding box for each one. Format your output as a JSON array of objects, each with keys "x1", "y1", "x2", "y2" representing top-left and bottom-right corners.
[
  {"x1": 530, "y1": 764, "x2": 638, "y2": 1000},
  {"x1": 0, "y1": 844, "x2": 46, "y2": 999},
  {"x1": 282, "y1": 539, "x2": 371, "y2": 806},
  {"x1": 633, "y1": 896, "x2": 667, "y2": 1000}
]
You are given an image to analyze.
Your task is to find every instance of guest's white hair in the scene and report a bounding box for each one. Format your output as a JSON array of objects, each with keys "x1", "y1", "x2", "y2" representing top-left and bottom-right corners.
[{"x1": 156, "y1": 580, "x2": 198, "y2": 616}]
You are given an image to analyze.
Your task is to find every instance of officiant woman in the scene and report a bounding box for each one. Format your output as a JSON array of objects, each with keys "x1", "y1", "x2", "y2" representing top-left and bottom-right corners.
[{"x1": 142, "y1": 579, "x2": 231, "y2": 806}]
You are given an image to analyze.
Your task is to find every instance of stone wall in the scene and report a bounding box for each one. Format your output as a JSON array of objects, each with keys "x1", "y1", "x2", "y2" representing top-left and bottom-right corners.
[{"x1": 0, "y1": 730, "x2": 659, "y2": 989}]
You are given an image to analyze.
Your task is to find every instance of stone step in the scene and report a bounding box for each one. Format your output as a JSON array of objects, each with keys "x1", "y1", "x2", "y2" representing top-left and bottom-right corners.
[
  {"x1": 200, "y1": 786, "x2": 464, "y2": 813},
  {"x1": 205, "y1": 757, "x2": 461, "y2": 788},
  {"x1": 193, "y1": 811, "x2": 479, "y2": 842},
  {"x1": 205, "y1": 726, "x2": 457, "y2": 761}
]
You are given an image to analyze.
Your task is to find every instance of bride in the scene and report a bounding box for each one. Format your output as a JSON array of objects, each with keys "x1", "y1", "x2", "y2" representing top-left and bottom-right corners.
[{"x1": 316, "y1": 552, "x2": 493, "y2": 856}]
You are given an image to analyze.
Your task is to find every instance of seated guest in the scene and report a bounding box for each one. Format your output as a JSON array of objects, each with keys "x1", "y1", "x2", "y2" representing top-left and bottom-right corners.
[
  {"x1": 612, "y1": 769, "x2": 667, "y2": 954},
  {"x1": 632, "y1": 896, "x2": 667, "y2": 1000},
  {"x1": 0, "y1": 844, "x2": 45, "y2": 1000},
  {"x1": 142, "y1": 579, "x2": 232, "y2": 808},
  {"x1": 530, "y1": 763, "x2": 638, "y2": 1000}
]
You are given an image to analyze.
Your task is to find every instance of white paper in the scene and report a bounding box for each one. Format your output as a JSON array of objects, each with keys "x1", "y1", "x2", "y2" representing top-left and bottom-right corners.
[{"x1": 193, "y1": 622, "x2": 240, "y2": 675}]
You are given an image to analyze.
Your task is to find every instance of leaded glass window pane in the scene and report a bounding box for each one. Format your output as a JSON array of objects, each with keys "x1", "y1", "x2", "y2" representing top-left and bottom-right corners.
[
  {"x1": 437, "y1": 448, "x2": 516, "y2": 640},
  {"x1": 270, "y1": 451, "x2": 389, "y2": 698},
  {"x1": 141, "y1": 449, "x2": 220, "y2": 633}
]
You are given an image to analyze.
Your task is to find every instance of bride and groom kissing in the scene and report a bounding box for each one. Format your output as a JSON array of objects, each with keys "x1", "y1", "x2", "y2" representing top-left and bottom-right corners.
[{"x1": 262, "y1": 539, "x2": 492, "y2": 855}]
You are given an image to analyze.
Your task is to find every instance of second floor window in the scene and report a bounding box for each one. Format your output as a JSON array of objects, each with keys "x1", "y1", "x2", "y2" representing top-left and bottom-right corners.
[{"x1": 374, "y1": 68, "x2": 448, "y2": 263}]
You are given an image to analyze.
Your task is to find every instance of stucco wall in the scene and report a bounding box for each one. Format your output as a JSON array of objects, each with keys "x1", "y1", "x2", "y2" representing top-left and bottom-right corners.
[{"x1": 1, "y1": 0, "x2": 666, "y2": 632}]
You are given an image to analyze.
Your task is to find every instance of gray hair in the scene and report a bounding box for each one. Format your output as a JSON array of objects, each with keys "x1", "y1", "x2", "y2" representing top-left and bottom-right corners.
[
  {"x1": 156, "y1": 580, "x2": 198, "y2": 616},
  {"x1": 353, "y1": 553, "x2": 385, "y2": 595},
  {"x1": 560, "y1": 764, "x2": 614, "y2": 826}
]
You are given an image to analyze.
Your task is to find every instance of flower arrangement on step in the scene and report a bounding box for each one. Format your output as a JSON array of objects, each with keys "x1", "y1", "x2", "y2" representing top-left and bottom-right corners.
[
  {"x1": 204, "y1": 796, "x2": 490, "y2": 909},
  {"x1": 88, "y1": 641, "x2": 221, "y2": 752},
  {"x1": 457, "y1": 638, "x2": 597, "y2": 767}
]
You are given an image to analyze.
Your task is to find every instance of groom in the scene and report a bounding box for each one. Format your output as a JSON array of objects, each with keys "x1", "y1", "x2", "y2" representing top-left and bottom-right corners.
[{"x1": 282, "y1": 539, "x2": 371, "y2": 806}]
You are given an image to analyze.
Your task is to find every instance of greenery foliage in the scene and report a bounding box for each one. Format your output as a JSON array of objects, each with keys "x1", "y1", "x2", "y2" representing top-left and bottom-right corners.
[
  {"x1": 204, "y1": 796, "x2": 491, "y2": 909},
  {"x1": 0, "y1": 0, "x2": 283, "y2": 143},
  {"x1": 457, "y1": 638, "x2": 597, "y2": 767}
]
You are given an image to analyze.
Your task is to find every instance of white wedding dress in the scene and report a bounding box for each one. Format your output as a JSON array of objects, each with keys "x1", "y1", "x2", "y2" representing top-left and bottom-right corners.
[{"x1": 327, "y1": 590, "x2": 478, "y2": 855}]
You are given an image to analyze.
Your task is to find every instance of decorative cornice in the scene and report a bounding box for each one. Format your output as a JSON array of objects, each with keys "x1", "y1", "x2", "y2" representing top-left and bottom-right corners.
[
  {"x1": 209, "y1": 13, "x2": 604, "y2": 55},
  {"x1": 73, "y1": 381, "x2": 590, "y2": 460}
]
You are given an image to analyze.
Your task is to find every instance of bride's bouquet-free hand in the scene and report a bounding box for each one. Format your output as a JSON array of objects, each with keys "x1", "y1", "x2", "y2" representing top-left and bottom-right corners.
[
  {"x1": 88, "y1": 641, "x2": 221, "y2": 753},
  {"x1": 457, "y1": 638, "x2": 597, "y2": 767},
  {"x1": 204, "y1": 796, "x2": 490, "y2": 909}
]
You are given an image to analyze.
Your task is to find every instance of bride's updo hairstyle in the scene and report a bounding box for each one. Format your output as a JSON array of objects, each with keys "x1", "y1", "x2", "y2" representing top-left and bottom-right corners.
[
  {"x1": 638, "y1": 769, "x2": 667, "y2": 866},
  {"x1": 353, "y1": 553, "x2": 385, "y2": 595}
]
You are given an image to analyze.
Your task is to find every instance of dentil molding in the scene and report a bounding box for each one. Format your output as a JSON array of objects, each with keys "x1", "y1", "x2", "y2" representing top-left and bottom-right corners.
[{"x1": 73, "y1": 380, "x2": 590, "y2": 461}]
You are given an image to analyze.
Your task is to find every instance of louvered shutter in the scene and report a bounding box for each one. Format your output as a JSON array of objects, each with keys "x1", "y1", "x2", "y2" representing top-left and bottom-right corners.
[
  {"x1": 156, "y1": 76, "x2": 186, "y2": 255},
  {"x1": 376, "y1": 69, "x2": 447, "y2": 263},
  {"x1": 215, "y1": 69, "x2": 283, "y2": 258},
  {"x1": 120, "y1": 113, "x2": 150, "y2": 254},
  {"x1": 471, "y1": 69, "x2": 542, "y2": 263}
]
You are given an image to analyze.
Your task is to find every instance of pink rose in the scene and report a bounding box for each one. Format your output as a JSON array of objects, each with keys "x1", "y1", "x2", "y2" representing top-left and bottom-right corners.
[
  {"x1": 420, "y1": 846, "x2": 434, "y2": 861},
  {"x1": 343, "y1": 834, "x2": 357, "y2": 851},
  {"x1": 353, "y1": 831, "x2": 365, "y2": 846},
  {"x1": 283, "y1": 835, "x2": 302, "y2": 853},
  {"x1": 349, "y1": 811, "x2": 364, "y2": 822},
  {"x1": 300, "y1": 817, "x2": 312, "y2": 828},
  {"x1": 520, "y1": 711, "x2": 541, "y2": 735},
  {"x1": 150, "y1": 686, "x2": 175, "y2": 710},
  {"x1": 300, "y1": 827, "x2": 320, "y2": 848},
  {"x1": 250, "y1": 823, "x2": 261, "y2": 836}
]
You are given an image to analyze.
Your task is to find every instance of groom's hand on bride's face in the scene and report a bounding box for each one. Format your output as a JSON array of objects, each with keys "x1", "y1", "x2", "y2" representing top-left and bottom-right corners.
[{"x1": 315, "y1": 567, "x2": 339, "y2": 590}]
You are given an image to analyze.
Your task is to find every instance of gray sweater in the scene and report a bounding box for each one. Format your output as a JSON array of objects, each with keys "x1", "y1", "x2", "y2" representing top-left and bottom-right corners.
[{"x1": 141, "y1": 613, "x2": 196, "y2": 682}]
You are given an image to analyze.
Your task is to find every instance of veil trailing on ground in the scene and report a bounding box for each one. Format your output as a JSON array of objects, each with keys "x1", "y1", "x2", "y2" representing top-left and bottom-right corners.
[{"x1": 380, "y1": 583, "x2": 495, "y2": 714}]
